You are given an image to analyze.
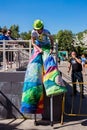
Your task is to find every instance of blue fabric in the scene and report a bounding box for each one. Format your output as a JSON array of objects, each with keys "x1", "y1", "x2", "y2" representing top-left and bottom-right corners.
[
  {"x1": 0, "y1": 35, "x2": 9, "y2": 44},
  {"x1": 0, "y1": 35, "x2": 9, "y2": 40},
  {"x1": 44, "y1": 55, "x2": 56, "y2": 71}
]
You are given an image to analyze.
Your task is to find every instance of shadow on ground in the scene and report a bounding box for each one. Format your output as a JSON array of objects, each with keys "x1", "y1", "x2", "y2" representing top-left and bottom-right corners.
[{"x1": 0, "y1": 119, "x2": 25, "y2": 130}]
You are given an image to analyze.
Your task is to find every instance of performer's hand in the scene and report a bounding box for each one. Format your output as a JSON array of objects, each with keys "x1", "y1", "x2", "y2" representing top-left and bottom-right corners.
[{"x1": 39, "y1": 48, "x2": 43, "y2": 53}]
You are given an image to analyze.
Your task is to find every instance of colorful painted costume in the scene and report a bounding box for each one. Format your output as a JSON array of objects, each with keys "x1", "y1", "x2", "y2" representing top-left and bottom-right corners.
[
  {"x1": 20, "y1": 42, "x2": 67, "y2": 114},
  {"x1": 21, "y1": 30, "x2": 67, "y2": 114}
]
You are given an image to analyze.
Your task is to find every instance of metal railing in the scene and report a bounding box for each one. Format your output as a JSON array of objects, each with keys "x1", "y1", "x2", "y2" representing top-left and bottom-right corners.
[
  {"x1": 0, "y1": 40, "x2": 58, "y2": 72},
  {"x1": 0, "y1": 40, "x2": 32, "y2": 71},
  {"x1": 61, "y1": 82, "x2": 87, "y2": 125}
]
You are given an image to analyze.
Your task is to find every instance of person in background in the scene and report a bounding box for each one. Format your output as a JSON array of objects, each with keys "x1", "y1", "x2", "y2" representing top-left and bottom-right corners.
[
  {"x1": 81, "y1": 54, "x2": 87, "y2": 74},
  {"x1": 6, "y1": 29, "x2": 16, "y2": 40},
  {"x1": 6, "y1": 29, "x2": 16, "y2": 68},
  {"x1": 67, "y1": 51, "x2": 84, "y2": 98},
  {"x1": 0, "y1": 28, "x2": 9, "y2": 68},
  {"x1": 0, "y1": 28, "x2": 9, "y2": 41}
]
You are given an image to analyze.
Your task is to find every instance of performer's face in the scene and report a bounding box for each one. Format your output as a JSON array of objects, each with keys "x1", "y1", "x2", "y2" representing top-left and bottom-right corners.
[{"x1": 37, "y1": 28, "x2": 43, "y2": 34}]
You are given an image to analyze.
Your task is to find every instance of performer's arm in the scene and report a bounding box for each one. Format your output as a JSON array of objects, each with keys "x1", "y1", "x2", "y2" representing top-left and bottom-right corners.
[{"x1": 31, "y1": 37, "x2": 43, "y2": 53}]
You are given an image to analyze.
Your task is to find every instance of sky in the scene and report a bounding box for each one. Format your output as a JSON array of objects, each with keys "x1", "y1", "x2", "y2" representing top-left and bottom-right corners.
[{"x1": 0, "y1": 0, "x2": 87, "y2": 34}]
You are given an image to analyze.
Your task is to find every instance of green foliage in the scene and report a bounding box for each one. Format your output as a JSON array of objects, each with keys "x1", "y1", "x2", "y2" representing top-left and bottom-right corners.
[
  {"x1": 10, "y1": 25, "x2": 20, "y2": 39},
  {"x1": 76, "y1": 32, "x2": 83, "y2": 40},
  {"x1": 83, "y1": 30, "x2": 87, "y2": 34},
  {"x1": 75, "y1": 46, "x2": 84, "y2": 56},
  {"x1": 20, "y1": 31, "x2": 31, "y2": 40},
  {"x1": 76, "y1": 30, "x2": 87, "y2": 40},
  {"x1": 52, "y1": 34, "x2": 57, "y2": 42},
  {"x1": 20, "y1": 31, "x2": 31, "y2": 47},
  {"x1": 56, "y1": 30, "x2": 74, "y2": 52}
]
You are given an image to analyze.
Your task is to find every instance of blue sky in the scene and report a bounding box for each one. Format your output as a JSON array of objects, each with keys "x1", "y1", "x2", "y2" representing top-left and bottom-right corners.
[{"x1": 0, "y1": 0, "x2": 87, "y2": 34}]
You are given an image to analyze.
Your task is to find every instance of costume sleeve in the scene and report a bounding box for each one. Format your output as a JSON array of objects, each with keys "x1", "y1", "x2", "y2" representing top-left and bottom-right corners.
[
  {"x1": 31, "y1": 30, "x2": 37, "y2": 37},
  {"x1": 45, "y1": 29, "x2": 51, "y2": 36}
]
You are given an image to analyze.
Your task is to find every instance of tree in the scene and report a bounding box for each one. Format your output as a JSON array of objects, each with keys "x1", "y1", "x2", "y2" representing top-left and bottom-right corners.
[
  {"x1": 10, "y1": 25, "x2": 20, "y2": 39},
  {"x1": 76, "y1": 32, "x2": 83, "y2": 41},
  {"x1": 56, "y1": 30, "x2": 74, "y2": 53},
  {"x1": 2, "y1": 26, "x2": 7, "y2": 31},
  {"x1": 20, "y1": 31, "x2": 31, "y2": 40}
]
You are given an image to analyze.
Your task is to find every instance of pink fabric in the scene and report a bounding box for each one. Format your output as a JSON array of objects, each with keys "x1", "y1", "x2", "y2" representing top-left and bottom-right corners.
[{"x1": 29, "y1": 47, "x2": 41, "y2": 63}]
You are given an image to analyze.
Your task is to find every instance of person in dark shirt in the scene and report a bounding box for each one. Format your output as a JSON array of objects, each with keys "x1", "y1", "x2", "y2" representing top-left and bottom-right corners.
[{"x1": 68, "y1": 51, "x2": 84, "y2": 98}]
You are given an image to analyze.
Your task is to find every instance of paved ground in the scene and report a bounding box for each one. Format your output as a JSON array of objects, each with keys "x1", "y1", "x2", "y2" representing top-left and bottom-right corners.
[
  {"x1": 0, "y1": 61, "x2": 87, "y2": 130},
  {"x1": 0, "y1": 118, "x2": 87, "y2": 130}
]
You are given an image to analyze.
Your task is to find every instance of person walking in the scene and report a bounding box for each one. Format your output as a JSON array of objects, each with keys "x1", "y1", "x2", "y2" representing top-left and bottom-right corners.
[
  {"x1": 81, "y1": 54, "x2": 87, "y2": 74},
  {"x1": 68, "y1": 51, "x2": 84, "y2": 98},
  {"x1": 20, "y1": 19, "x2": 67, "y2": 114}
]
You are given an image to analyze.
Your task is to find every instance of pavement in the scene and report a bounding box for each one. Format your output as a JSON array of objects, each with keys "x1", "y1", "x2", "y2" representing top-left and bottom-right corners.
[
  {"x1": 0, "y1": 118, "x2": 87, "y2": 130},
  {"x1": 0, "y1": 61, "x2": 87, "y2": 130}
]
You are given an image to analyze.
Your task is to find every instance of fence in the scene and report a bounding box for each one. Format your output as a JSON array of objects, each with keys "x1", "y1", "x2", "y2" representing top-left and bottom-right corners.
[
  {"x1": 0, "y1": 40, "x2": 58, "y2": 72},
  {"x1": 61, "y1": 81, "x2": 87, "y2": 125},
  {"x1": 0, "y1": 40, "x2": 32, "y2": 71}
]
